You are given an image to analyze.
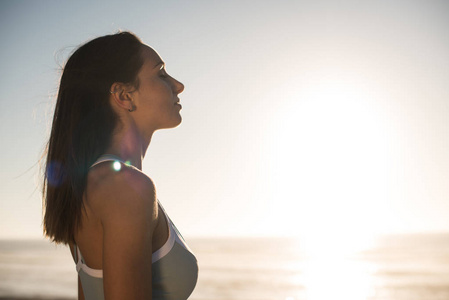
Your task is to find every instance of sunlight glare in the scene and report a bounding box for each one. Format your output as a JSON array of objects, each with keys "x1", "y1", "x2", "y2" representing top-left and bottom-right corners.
[
  {"x1": 264, "y1": 73, "x2": 389, "y2": 256},
  {"x1": 303, "y1": 257, "x2": 375, "y2": 300}
]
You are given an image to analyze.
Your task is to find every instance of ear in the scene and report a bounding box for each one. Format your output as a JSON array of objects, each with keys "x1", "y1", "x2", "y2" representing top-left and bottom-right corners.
[{"x1": 109, "y1": 82, "x2": 135, "y2": 111}]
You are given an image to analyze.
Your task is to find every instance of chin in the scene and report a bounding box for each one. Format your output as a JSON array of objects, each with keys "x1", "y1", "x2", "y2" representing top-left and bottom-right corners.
[
  {"x1": 172, "y1": 118, "x2": 182, "y2": 128},
  {"x1": 171, "y1": 114, "x2": 182, "y2": 127}
]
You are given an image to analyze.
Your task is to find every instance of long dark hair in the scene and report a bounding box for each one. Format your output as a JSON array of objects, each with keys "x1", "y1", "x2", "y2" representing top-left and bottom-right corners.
[{"x1": 43, "y1": 32, "x2": 144, "y2": 244}]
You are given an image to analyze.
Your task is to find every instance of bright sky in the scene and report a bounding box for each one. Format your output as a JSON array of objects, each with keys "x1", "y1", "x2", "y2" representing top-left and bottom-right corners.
[{"x1": 0, "y1": 0, "x2": 448, "y2": 242}]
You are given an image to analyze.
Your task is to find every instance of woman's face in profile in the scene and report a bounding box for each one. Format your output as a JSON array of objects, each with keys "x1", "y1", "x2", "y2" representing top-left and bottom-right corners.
[{"x1": 132, "y1": 45, "x2": 185, "y2": 131}]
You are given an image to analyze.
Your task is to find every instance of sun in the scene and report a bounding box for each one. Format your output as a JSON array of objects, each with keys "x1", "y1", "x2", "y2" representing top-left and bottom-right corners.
[
  {"x1": 263, "y1": 73, "x2": 389, "y2": 256},
  {"x1": 259, "y1": 73, "x2": 387, "y2": 299}
]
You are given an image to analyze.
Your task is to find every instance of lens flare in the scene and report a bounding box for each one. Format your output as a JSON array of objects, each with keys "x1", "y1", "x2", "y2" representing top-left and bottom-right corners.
[
  {"x1": 113, "y1": 161, "x2": 121, "y2": 171},
  {"x1": 46, "y1": 161, "x2": 64, "y2": 187}
]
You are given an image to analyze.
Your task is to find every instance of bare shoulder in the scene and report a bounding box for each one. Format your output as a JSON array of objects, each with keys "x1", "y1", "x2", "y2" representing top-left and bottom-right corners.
[
  {"x1": 86, "y1": 162, "x2": 158, "y2": 228},
  {"x1": 86, "y1": 162, "x2": 155, "y2": 298}
]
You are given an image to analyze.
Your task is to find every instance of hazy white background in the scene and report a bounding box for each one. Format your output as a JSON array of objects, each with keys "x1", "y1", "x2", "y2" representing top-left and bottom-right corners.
[{"x1": 1, "y1": 0, "x2": 448, "y2": 242}]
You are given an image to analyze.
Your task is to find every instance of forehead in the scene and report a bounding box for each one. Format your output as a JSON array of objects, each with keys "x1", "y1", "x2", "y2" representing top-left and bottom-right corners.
[{"x1": 140, "y1": 45, "x2": 163, "y2": 67}]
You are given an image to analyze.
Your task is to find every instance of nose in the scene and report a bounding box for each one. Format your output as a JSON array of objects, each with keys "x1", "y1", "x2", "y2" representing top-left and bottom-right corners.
[
  {"x1": 174, "y1": 79, "x2": 184, "y2": 94},
  {"x1": 172, "y1": 77, "x2": 184, "y2": 94}
]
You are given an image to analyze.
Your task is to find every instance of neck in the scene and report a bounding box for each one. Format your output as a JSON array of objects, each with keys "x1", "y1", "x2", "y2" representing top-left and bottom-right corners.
[{"x1": 104, "y1": 124, "x2": 153, "y2": 170}]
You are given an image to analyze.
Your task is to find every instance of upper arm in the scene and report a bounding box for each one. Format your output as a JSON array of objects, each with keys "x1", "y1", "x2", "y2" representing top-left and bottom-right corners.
[
  {"x1": 96, "y1": 167, "x2": 157, "y2": 299},
  {"x1": 78, "y1": 275, "x2": 85, "y2": 300}
]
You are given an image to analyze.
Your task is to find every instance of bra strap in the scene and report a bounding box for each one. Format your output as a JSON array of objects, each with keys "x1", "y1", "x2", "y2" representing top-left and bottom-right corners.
[
  {"x1": 75, "y1": 244, "x2": 85, "y2": 273},
  {"x1": 90, "y1": 154, "x2": 125, "y2": 169}
]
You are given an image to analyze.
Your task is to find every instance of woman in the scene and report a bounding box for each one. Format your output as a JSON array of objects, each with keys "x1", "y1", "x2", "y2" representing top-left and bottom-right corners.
[{"x1": 42, "y1": 32, "x2": 198, "y2": 299}]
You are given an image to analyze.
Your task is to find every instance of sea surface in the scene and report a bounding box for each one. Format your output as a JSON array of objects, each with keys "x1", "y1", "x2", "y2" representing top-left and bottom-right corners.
[{"x1": 0, "y1": 234, "x2": 448, "y2": 300}]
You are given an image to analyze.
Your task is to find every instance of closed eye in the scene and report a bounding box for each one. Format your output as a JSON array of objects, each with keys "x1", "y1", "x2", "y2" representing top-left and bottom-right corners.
[{"x1": 159, "y1": 66, "x2": 169, "y2": 78}]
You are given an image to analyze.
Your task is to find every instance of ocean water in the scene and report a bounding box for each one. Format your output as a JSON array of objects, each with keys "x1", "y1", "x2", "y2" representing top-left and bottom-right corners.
[{"x1": 0, "y1": 234, "x2": 448, "y2": 300}]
